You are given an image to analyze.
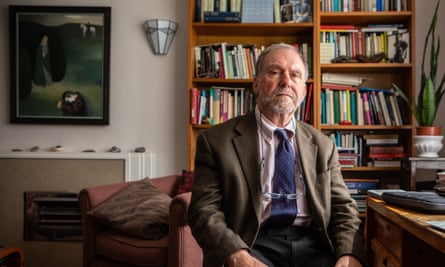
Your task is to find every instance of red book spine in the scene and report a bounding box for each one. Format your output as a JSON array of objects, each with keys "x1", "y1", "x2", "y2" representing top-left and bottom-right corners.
[
  {"x1": 190, "y1": 88, "x2": 199, "y2": 125},
  {"x1": 362, "y1": 92, "x2": 372, "y2": 125},
  {"x1": 304, "y1": 83, "x2": 313, "y2": 123}
]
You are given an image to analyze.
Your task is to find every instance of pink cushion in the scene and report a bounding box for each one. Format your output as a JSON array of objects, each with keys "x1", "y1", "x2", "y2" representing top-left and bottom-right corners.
[{"x1": 96, "y1": 231, "x2": 168, "y2": 267}]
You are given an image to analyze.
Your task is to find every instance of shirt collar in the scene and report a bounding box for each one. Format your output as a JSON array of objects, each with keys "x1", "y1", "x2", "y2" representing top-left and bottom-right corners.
[{"x1": 255, "y1": 106, "x2": 295, "y2": 141}]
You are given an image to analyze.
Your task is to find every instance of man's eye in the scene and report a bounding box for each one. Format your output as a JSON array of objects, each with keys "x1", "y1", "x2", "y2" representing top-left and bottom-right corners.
[{"x1": 269, "y1": 70, "x2": 280, "y2": 75}]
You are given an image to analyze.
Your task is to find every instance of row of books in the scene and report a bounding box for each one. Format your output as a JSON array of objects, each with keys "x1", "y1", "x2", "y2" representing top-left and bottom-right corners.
[
  {"x1": 329, "y1": 132, "x2": 406, "y2": 167},
  {"x1": 195, "y1": 43, "x2": 260, "y2": 79},
  {"x1": 195, "y1": 0, "x2": 313, "y2": 23},
  {"x1": 321, "y1": 85, "x2": 405, "y2": 126},
  {"x1": 344, "y1": 178, "x2": 379, "y2": 212},
  {"x1": 190, "y1": 86, "x2": 255, "y2": 125},
  {"x1": 194, "y1": 42, "x2": 312, "y2": 79},
  {"x1": 320, "y1": 25, "x2": 410, "y2": 64},
  {"x1": 320, "y1": 0, "x2": 409, "y2": 12},
  {"x1": 191, "y1": 83, "x2": 314, "y2": 125}
]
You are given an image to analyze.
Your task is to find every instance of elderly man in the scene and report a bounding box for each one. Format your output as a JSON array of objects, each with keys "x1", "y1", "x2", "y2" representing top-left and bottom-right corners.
[{"x1": 188, "y1": 43, "x2": 366, "y2": 267}]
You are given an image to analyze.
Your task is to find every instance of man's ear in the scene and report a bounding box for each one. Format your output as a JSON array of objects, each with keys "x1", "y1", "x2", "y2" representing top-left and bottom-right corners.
[{"x1": 253, "y1": 79, "x2": 259, "y2": 93}]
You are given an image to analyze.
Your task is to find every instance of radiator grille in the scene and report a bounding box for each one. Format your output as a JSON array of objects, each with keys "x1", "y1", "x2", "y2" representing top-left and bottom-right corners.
[{"x1": 24, "y1": 191, "x2": 82, "y2": 241}]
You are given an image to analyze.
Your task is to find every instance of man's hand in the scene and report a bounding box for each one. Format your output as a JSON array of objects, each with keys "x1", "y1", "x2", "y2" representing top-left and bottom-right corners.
[
  {"x1": 335, "y1": 255, "x2": 363, "y2": 267},
  {"x1": 226, "y1": 249, "x2": 267, "y2": 267}
]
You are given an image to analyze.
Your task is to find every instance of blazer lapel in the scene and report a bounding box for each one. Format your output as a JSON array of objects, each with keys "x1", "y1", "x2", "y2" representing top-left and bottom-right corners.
[
  {"x1": 294, "y1": 123, "x2": 318, "y2": 201},
  {"x1": 233, "y1": 113, "x2": 263, "y2": 220}
]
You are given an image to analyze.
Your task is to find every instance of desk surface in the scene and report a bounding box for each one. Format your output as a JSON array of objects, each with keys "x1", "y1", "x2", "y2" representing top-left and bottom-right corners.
[{"x1": 367, "y1": 196, "x2": 445, "y2": 254}]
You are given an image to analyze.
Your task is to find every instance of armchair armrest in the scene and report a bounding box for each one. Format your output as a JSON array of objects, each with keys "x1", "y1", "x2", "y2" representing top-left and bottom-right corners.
[{"x1": 168, "y1": 192, "x2": 203, "y2": 267}]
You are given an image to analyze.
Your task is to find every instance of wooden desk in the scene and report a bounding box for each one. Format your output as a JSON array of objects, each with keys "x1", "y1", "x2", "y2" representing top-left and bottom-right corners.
[{"x1": 366, "y1": 196, "x2": 445, "y2": 267}]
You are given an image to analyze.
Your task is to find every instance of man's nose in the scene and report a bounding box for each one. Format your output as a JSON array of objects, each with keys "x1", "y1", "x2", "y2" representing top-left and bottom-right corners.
[{"x1": 279, "y1": 72, "x2": 291, "y2": 86}]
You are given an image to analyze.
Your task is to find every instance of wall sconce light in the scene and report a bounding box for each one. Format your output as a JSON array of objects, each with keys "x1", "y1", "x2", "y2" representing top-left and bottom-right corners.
[{"x1": 144, "y1": 19, "x2": 178, "y2": 55}]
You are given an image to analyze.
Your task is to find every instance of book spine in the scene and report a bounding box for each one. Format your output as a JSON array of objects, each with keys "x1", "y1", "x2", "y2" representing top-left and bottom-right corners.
[
  {"x1": 204, "y1": 15, "x2": 241, "y2": 22},
  {"x1": 190, "y1": 88, "x2": 200, "y2": 125},
  {"x1": 369, "y1": 145, "x2": 404, "y2": 154},
  {"x1": 195, "y1": 0, "x2": 202, "y2": 22},
  {"x1": 198, "y1": 90, "x2": 207, "y2": 125},
  {"x1": 349, "y1": 188, "x2": 371, "y2": 194},
  {"x1": 344, "y1": 182, "x2": 378, "y2": 189},
  {"x1": 368, "y1": 153, "x2": 407, "y2": 159},
  {"x1": 362, "y1": 92, "x2": 372, "y2": 125},
  {"x1": 321, "y1": 90, "x2": 326, "y2": 124},
  {"x1": 209, "y1": 88, "x2": 214, "y2": 125},
  {"x1": 377, "y1": 91, "x2": 392, "y2": 125},
  {"x1": 371, "y1": 91, "x2": 384, "y2": 125},
  {"x1": 304, "y1": 83, "x2": 313, "y2": 123},
  {"x1": 213, "y1": 88, "x2": 221, "y2": 124}
]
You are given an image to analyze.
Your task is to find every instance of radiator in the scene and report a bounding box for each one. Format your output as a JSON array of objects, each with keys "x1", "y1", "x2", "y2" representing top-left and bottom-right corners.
[{"x1": 24, "y1": 191, "x2": 82, "y2": 242}]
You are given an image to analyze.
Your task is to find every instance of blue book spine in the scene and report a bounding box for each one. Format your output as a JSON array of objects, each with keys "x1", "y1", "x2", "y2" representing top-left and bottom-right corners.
[
  {"x1": 195, "y1": 0, "x2": 202, "y2": 22},
  {"x1": 204, "y1": 11, "x2": 241, "y2": 17},
  {"x1": 350, "y1": 91, "x2": 357, "y2": 124},
  {"x1": 321, "y1": 90, "x2": 326, "y2": 124},
  {"x1": 204, "y1": 12, "x2": 241, "y2": 22},
  {"x1": 345, "y1": 182, "x2": 378, "y2": 189},
  {"x1": 359, "y1": 87, "x2": 387, "y2": 93}
]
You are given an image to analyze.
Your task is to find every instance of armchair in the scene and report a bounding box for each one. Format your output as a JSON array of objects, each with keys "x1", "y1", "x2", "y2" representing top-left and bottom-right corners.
[{"x1": 78, "y1": 174, "x2": 202, "y2": 267}]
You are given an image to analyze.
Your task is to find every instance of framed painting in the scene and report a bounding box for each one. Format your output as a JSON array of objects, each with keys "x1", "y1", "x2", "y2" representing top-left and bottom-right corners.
[{"x1": 9, "y1": 6, "x2": 111, "y2": 124}]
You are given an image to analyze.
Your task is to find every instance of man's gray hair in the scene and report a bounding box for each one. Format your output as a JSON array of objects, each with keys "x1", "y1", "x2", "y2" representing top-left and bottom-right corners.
[{"x1": 254, "y1": 43, "x2": 309, "y2": 81}]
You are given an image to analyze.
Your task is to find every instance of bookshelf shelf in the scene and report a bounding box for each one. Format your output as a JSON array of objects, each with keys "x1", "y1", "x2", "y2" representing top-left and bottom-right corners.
[
  {"x1": 192, "y1": 78, "x2": 253, "y2": 84},
  {"x1": 341, "y1": 166, "x2": 400, "y2": 171},
  {"x1": 321, "y1": 63, "x2": 412, "y2": 70},
  {"x1": 320, "y1": 125, "x2": 413, "y2": 130},
  {"x1": 192, "y1": 23, "x2": 313, "y2": 38},
  {"x1": 187, "y1": 0, "x2": 415, "y2": 191}
]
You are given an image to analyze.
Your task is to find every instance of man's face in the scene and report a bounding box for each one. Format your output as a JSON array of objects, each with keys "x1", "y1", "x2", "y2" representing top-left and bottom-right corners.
[{"x1": 253, "y1": 48, "x2": 307, "y2": 116}]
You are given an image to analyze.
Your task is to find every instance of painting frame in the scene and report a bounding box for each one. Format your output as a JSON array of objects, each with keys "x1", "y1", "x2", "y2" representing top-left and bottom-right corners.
[{"x1": 9, "y1": 5, "x2": 111, "y2": 125}]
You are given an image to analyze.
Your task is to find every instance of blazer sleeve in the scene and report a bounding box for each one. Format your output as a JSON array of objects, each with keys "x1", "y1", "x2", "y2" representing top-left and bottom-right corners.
[{"x1": 188, "y1": 130, "x2": 251, "y2": 267}]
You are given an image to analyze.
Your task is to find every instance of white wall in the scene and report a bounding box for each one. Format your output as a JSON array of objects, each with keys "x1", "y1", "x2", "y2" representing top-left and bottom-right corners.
[
  {"x1": 415, "y1": 0, "x2": 445, "y2": 156},
  {"x1": 1, "y1": 0, "x2": 445, "y2": 177},
  {"x1": 0, "y1": 0, "x2": 189, "y2": 176}
]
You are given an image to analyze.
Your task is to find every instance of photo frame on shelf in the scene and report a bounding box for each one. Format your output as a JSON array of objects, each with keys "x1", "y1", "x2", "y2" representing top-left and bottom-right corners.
[{"x1": 9, "y1": 5, "x2": 111, "y2": 125}]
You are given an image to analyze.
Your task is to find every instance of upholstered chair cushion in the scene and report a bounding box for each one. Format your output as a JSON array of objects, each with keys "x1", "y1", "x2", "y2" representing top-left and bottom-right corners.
[{"x1": 87, "y1": 178, "x2": 171, "y2": 240}]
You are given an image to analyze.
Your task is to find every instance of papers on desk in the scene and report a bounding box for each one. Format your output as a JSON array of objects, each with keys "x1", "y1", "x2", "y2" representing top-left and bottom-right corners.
[{"x1": 427, "y1": 220, "x2": 445, "y2": 232}]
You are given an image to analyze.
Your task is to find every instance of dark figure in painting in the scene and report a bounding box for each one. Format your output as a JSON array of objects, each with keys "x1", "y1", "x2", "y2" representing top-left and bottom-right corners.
[{"x1": 34, "y1": 34, "x2": 53, "y2": 86}]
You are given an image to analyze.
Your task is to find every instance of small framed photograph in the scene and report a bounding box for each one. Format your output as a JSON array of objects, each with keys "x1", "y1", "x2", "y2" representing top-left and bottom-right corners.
[
  {"x1": 280, "y1": 3, "x2": 294, "y2": 23},
  {"x1": 9, "y1": 5, "x2": 111, "y2": 124}
]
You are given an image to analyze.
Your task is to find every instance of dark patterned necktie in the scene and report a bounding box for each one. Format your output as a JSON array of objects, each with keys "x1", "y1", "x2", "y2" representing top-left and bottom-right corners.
[{"x1": 268, "y1": 128, "x2": 297, "y2": 227}]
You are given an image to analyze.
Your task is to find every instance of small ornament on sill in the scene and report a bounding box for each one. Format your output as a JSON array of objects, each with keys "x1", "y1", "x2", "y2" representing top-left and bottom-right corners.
[
  {"x1": 30, "y1": 145, "x2": 39, "y2": 152},
  {"x1": 109, "y1": 146, "x2": 121, "y2": 153},
  {"x1": 135, "y1": 147, "x2": 146, "y2": 153},
  {"x1": 50, "y1": 145, "x2": 64, "y2": 152},
  {"x1": 82, "y1": 149, "x2": 96, "y2": 153}
]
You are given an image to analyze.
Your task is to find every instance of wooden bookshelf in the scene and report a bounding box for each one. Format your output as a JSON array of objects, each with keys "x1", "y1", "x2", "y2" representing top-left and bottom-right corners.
[{"x1": 186, "y1": 0, "x2": 415, "y2": 191}]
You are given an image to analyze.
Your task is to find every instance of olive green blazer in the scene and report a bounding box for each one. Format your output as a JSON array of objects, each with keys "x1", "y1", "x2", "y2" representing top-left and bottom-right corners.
[{"x1": 188, "y1": 112, "x2": 366, "y2": 267}]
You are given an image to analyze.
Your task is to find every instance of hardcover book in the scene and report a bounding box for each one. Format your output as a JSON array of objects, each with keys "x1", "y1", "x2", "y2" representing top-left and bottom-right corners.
[{"x1": 241, "y1": 0, "x2": 274, "y2": 23}]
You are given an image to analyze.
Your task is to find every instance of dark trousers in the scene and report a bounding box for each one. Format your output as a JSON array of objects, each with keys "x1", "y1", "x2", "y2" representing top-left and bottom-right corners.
[{"x1": 251, "y1": 225, "x2": 335, "y2": 267}]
